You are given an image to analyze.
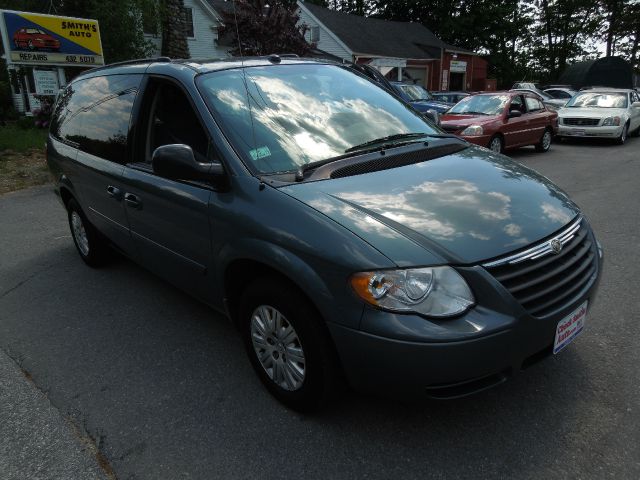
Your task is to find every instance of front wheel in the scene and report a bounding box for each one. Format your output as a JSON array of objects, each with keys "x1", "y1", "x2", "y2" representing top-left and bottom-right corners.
[
  {"x1": 535, "y1": 129, "x2": 553, "y2": 152},
  {"x1": 616, "y1": 123, "x2": 628, "y2": 145},
  {"x1": 239, "y1": 278, "x2": 340, "y2": 412},
  {"x1": 67, "y1": 199, "x2": 110, "y2": 267},
  {"x1": 488, "y1": 135, "x2": 503, "y2": 153}
]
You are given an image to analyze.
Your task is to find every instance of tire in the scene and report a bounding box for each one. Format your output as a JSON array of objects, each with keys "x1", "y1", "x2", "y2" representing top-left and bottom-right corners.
[
  {"x1": 67, "y1": 199, "x2": 110, "y2": 267},
  {"x1": 239, "y1": 277, "x2": 340, "y2": 412},
  {"x1": 616, "y1": 123, "x2": 628, "y2": 145},
  {"x1": 488, "y1": 135, "x2": 503, "y2": 153},
  {"x1": 535, "y1": 128, "x2": 553, "y2": 152}
]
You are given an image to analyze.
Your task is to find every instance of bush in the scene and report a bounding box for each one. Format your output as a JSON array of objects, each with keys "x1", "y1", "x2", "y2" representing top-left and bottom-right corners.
[
  {"x1": 32, "y1": 95, "x2": 55, "y2": 129},
  {"x1": 0, "y1": 80, "x2": 18, "y2": 125}
]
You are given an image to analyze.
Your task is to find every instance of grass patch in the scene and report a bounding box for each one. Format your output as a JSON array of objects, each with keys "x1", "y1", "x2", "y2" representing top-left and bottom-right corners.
[
  {"x1": 0, "y1": 125, "x2": 48, "y2": 153},
  {"x1": 0, "y1": 148, "x2": 51, "y2": 195}
]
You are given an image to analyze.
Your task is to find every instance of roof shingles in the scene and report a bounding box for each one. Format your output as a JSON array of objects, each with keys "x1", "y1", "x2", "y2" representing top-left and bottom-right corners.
[{"x1": 301, "y1": 2, "x2": 474, "y2": 59}]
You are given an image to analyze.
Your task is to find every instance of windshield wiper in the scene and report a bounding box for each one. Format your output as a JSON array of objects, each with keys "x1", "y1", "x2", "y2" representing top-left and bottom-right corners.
[
  {"x1": 294, "y1": 133, "x2": 459, "y2": 181},
  {"x1": 344, "y1": 132, "x2": 430, "y2": 153}
]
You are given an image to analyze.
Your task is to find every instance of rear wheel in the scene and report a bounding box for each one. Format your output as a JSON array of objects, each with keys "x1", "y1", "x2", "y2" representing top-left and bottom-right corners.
[
  {"x1": 488, "y1": 135, "x2": 503, "y2": 153},
  {"x1": 616, "y1": 123, "x2": 629, "y2": 145},
  {"x1": 535, "y1": 128, "x2": 553, "y2": 152},
  {"x1": 67, "y1": 199, "x2": 110, "y2": 267},
  {"x1": 239, "y1": 278, "x2": 340, "y2": 412}
]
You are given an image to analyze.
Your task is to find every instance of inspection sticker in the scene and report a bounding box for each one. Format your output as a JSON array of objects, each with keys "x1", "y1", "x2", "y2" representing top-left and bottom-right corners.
[
  {"x1": 249, "y1": 146, "x2": 271, "y2": 161},
  {"x1": 553, "y1": 301, "x2": 587, "y2": 354}
]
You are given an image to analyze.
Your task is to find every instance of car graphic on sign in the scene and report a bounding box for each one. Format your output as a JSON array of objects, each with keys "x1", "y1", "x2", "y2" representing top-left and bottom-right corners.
[{"x1": 13, "y1": 27, "x2": 61, "y2": 51}]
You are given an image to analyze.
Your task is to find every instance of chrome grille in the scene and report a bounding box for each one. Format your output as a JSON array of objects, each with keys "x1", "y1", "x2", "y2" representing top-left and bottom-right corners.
[
  {"x1": 562, "y1": 118, "x2": 600, "y2": 126},
  {"x1": 483, "y1": 217, "x2": 598, "y2": 318}
]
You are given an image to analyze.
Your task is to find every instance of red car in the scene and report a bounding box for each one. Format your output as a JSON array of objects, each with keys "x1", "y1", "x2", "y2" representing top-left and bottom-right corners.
[
  {"x1": 440, "y1": 91, "x2": 558, "y2": 153},
  {"x1": 13, "y1": 27, "x2": 61, "y2": 51}
]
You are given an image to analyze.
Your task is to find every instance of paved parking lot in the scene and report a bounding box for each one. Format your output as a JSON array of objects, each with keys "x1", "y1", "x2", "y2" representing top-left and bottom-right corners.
[{"x1": 1, "y1": 136, "x2": 639, "y2": 479}]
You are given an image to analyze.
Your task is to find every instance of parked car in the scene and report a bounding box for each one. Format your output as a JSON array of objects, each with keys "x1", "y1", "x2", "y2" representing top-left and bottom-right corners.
[
  {"x1": 13, "y1": 27, "x2": 61, "y2": 51},
  {"x1": 432, "y1": 91, "x2": 471, "y2": 105},
  {"x1": 390, "y1": 82, "x2": 452, "y2": 113},
  {"x1": 544, "y1": 88, "x2": 578, "y2": 100},
  {"x1": 440, "y1": 91, "x2": 558, "y2": 153},
  {"x1": 512, "y1": 82, "x2": 543, "y2": 91},
  {"x1": 557, "y1": 88, "x2": 640, "y2": 144},
  {"x1": 47, "y1": 57, "x2": 602, "y2": 411},
  {"x1": 510, "y1": 88, "x2": 567, "y2": 110}
]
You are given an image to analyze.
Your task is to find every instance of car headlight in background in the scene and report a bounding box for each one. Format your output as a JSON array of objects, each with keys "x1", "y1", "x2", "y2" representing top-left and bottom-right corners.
[
  {"x1": 602, "y1": 116, "x2": 621, "y2": 126},
  {"x1": 350, "y1": 266, "x2": 474, "y2": 317},
  {"x1": 461, "y1": 125, "x2": 483, "y2": 136}
]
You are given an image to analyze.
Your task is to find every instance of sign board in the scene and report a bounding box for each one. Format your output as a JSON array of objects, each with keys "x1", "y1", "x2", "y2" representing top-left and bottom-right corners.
[
  {"x1": 0, "y1": 10, "x2": 104, "y2": 66},
  {"x1": 450, "y1": 60, "x2": 467, "y2": 73},
  {"x1": 370, "y1": 57, "x2": 407, "y2": 68},
  {"x1": 33, "y1": 69, "x2": 59, "y2": 95}
]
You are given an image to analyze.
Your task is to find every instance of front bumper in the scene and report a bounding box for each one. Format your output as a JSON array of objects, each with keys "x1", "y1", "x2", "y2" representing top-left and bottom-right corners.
[
  {"x1": 458, "y1": 135, "x2": 491, "y2": 148},
  {"x1": 328, "y1": 254, "x2": 603, "y2": 399},
  {"x1": 558, "y1": 124, "x2": 623, "y2": 138}
]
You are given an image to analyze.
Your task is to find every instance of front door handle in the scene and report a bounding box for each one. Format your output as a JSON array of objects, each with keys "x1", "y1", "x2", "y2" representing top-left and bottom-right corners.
[
  {"x1": 124, "y1": 192, "x2": 141, "y2": 209},
  {"x1": 106, "y1": 185, "x2": 121, "y2": 199}
]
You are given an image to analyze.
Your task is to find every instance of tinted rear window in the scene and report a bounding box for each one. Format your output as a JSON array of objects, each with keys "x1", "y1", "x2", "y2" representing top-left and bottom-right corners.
[{"x1": 51, "y1": 74, "x2": 142, "y2": 163}]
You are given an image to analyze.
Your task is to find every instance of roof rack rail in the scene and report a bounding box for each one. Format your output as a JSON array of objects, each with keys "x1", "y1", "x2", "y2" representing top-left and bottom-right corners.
[{"x1": 83, "y1": 56, "x2": 172, "y2": 74}]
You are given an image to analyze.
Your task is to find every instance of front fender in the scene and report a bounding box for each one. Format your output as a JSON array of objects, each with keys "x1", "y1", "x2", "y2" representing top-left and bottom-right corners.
[{"x1": 216, "y1": 238, "x2": 365, "y2": 329}]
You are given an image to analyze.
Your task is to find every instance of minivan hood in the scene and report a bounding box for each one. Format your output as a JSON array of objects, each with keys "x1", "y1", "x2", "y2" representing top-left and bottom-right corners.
[{"x1": 281, "y1": 146, "x2": 580, "y2": 266}]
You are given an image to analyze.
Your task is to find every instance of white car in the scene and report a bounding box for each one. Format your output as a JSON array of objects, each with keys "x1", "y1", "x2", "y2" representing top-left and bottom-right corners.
[{"x1": 557, "y1": 88, "x2": 640, "y2": 144}]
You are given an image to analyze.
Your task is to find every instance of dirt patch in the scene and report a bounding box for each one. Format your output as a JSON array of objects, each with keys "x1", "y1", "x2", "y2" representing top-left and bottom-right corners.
[{"x1": 0, "y1": 148, "x2": 51, "y2": 195}]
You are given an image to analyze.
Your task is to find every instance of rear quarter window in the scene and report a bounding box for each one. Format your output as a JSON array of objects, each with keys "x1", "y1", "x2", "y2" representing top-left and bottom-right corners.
[{"x1": 50, "y1": 74, "x2": 142, "y2": 164}]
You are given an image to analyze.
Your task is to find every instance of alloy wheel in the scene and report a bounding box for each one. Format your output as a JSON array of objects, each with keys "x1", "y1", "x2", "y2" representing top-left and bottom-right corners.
[
  {"x1": 250, "y1": 305, "x2": 306, "y2": 391},
  {"x1": 489, "y1": 137, "x2": 502, "y2": 153},
  {"x1": 71, "y1": 211, "x2": 90, "y2": 256}
]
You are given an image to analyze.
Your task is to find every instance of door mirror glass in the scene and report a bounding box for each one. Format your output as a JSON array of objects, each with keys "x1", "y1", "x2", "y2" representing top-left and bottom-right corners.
[
  {"x1": 152, "y1": 144, "x2": 223, "y2": 181},
  {"x1": 424, "y1": 109, "x2": 440, "y2": 126},
  {"x1": 509, "y1": 110, "x2": 522, "y2": 118}
]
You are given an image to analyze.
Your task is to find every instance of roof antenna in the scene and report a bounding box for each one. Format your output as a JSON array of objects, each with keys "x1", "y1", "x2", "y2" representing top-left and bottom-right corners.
[{"x1": 232, "y1": 0, "x2": 260, "y2": 184}]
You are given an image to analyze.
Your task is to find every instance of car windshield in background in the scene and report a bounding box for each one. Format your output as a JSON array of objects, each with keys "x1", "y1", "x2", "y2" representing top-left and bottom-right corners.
[
  {"x1": 398, "y1": 84, "x2": 432, "y2": 101},
  {"x1": 197, "y1": 64, "x2": 437, "y2": 174},
  {"x1": 447, "y1": 94, "x2": 509, "y2": 115},
  {"x1": 566, "y1": 92, "x2": 628, "y2": 108}
]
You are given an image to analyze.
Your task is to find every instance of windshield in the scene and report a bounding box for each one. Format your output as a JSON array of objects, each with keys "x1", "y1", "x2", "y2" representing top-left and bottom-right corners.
[
  {"x1": 197, "y1": 64, "x2": 438, "y2": 174},
  {"x1": 566, "y1": 92, "x2": 628, "y2": 108},
  {"x1": 447, "y1": 94, "x2": 509, "y2": 115},
  {"x1": 398, "y1": 84, "x2": 432, "y2": 101}
]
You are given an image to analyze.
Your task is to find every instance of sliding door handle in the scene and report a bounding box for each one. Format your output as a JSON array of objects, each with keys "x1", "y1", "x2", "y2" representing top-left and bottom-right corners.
[{"x1": 124, "y1": 193, "x2": 141, "y2": 209}]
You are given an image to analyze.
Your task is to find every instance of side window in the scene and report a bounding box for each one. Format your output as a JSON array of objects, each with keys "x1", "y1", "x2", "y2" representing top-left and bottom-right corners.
[
  {"x1": 51, "y1": 74, "x2": 142, "y2": 164},
  {"x1": 146, "y1": 82, "x2": 209, "y2": 163},
  {"x1": 510, "y1": 95, "x2": 524, "y2": 113},
  {"x1": 525, "y1": 96, "x2": 543, "y2": 112}
]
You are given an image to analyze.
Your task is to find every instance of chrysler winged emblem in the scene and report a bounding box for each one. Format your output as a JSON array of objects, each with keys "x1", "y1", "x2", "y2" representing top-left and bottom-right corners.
[{"x1": 550, "y1": 238, "x2": 563, "y2": 254}]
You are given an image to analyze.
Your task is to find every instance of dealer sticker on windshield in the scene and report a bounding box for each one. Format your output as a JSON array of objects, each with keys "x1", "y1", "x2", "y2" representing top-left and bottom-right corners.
[{"x1": 553, "y1": 301, "x2": 588, "y2": 354}]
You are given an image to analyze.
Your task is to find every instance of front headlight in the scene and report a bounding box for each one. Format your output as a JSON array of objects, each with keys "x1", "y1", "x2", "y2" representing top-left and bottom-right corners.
[
  {"x1": 350, "y1": 266, "x2": 474, "y2": 317},
  {"x1": 602, "y1": 116, "x2": 621, "y2": 126},
  {"x1": 461, "y1": 125, "x2": 483, "y2": 136}
]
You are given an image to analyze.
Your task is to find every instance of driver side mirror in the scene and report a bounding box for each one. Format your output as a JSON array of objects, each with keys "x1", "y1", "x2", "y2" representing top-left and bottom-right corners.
[
  {"x1": 424, "y1": 109, "x2": 441, "y2": 126},
  {"x1": 152, "y1": 144, "x2": 224, "y2": 181},
  {"x1": 508, "y1": 110, "x2": 522, "y2": 118}
]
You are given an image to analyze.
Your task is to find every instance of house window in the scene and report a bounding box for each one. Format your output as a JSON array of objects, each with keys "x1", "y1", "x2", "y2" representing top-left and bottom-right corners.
[
  {"x1": 310, "y1": 26, "x2": 320, "y2": 42},
  {"x1": 184, "y1": 7, "x2": 194, "y2": 38}
]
